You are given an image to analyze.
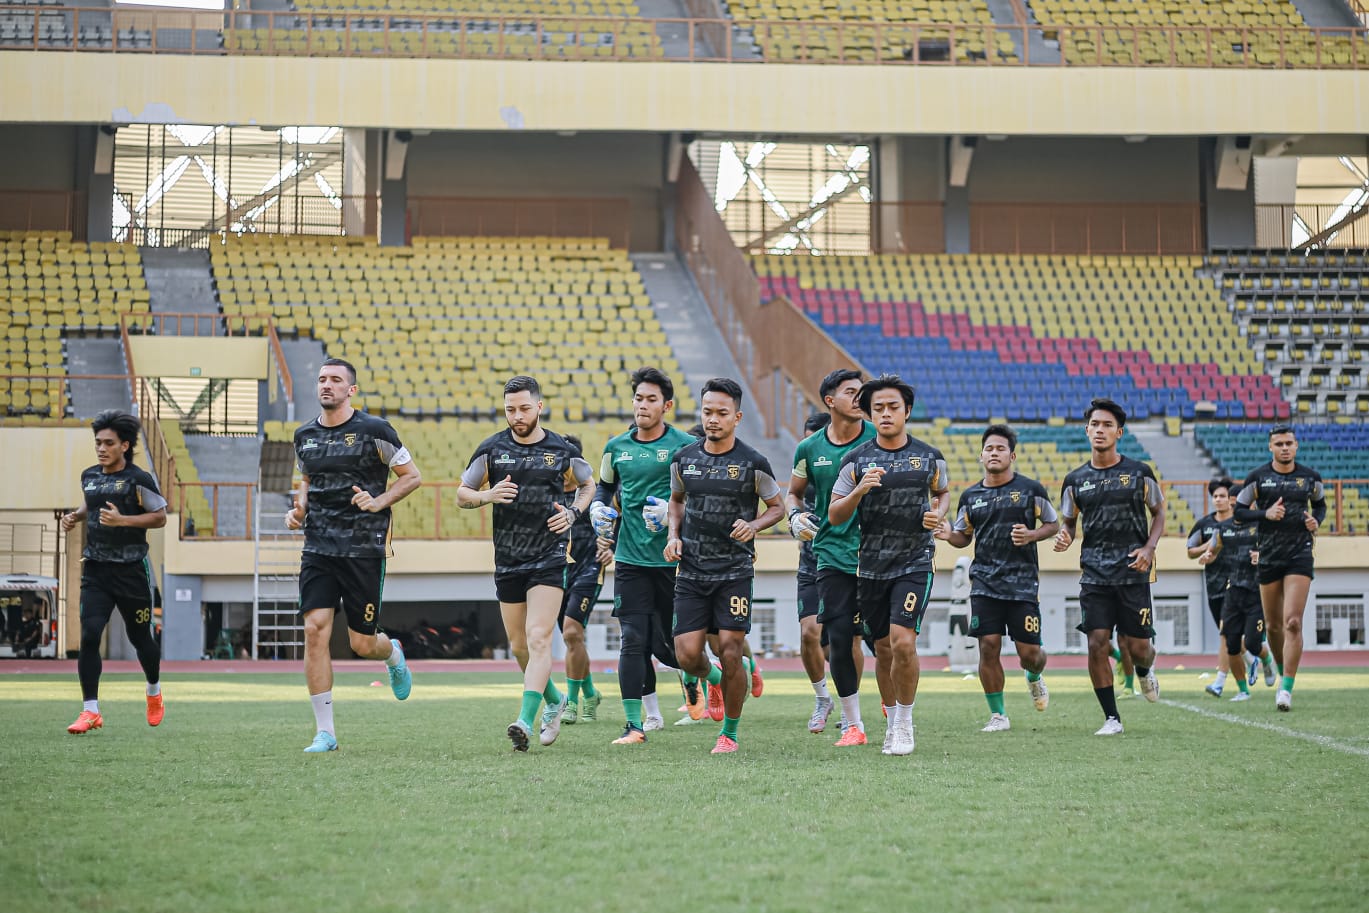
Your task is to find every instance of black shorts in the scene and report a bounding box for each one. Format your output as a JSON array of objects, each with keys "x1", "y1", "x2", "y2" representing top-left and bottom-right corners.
[
  {"x1": 1205, "y1": 591, "x2": 1225, "y2": 628},
  {"x1": 1077, "y1": 582, "x2": 1155, "y2": 640},
  {"x1": 81, "y1": 558, "x2": 157, "y2": 630},
  {"x1": 299, "y1": 552, "x2": 386, "y2": 635},
  {"x1": 970, "y1": 595, "x2": 1043, "y2": 646},
  {"x1": 858, "y1": 571, "x2": 933, "y2": 641},
  {"x1": 1257, "y1": 552, "x2": 1315, "y2": 586},
  {"x1": 797, "y1": 567, "x2": 820, "y2": 621},
  {"x1": 672, "y1": 575, "x2": 753, "y2": 636},
  {"x1": 559, "y1": 558, "x2": 604, "y2": 629},
  {"x1": 1221, "y1": 586, "x2": 1264, "y2": 656},
  {"x1": 816, "y1": 568, "x2": 858, "y2": 624},
  {"x1": 494, "y1": 564, "x2": 567, "y2": 604},
  {"x1": 613, "y1": 563, "x2": 676, "y2": 621}
]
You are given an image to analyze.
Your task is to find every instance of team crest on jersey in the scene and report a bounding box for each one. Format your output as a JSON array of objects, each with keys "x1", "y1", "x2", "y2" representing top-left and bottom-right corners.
[
  {"x1": 344, "y1": 433, "x2": 357, "y2": 447},
  {"x1": 656, "y1": 449, "x2": 669, "y2": 461},
  {"x1": 1119, "y1": 473, "x2": 1131, "y2": 487},
  {"x1": 1296, "y1": 478, "x2": 1306, "y2": 489},
  {"x1": 909, "y1": 456, "x2": 923, "y2": 470},
  {"x1": 112, "y1": 480, "x2": 126, "y2": 492},
  {"x1": 727, "y1": 465, "x2": 740, "y2": 479},
  {"x1": 543, "y1": 454, "x2": 556, "y2": 467},
  {"x1": 1010, "y1": 490, "x2": 1022, "y2": 504}
]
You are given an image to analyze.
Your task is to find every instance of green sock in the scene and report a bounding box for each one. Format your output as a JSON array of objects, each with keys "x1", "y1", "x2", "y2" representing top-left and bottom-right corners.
[
  {"x1": 1237, "y1": 677, "x2": 1249, "y2": 694},
  {"x1": 1281, "y1": 675, "x2": 1295, "y2": 693},
  {"x1": 721, "y1": 715, "x2": 740, "y2": 740},
  {"x1": 706, "y1": 665, "x2": 723, "y2": 686},
  {"x1": 1124, "y1": 673, "x2": 1135, "y2": 690},
  {"x1": 582, "y1": 672, "x2": 597, "y2": 698},
  {"x1": 567, "y1": 678, "x2": 583, "y2": 703},
  {"x1": 1024, "y1": 670, "x2": 1042, "y2": 683},
  {"x1": 1110, "y1": 646, "x2": 1122, "y2": 661},
  {"x1": 623, "y1": 698, "x2": 643, "y2": 726},
  {"x1": 743, "y1": 655, "x2": 755, "y2": 676},
  {"x1": 518, "y1": 690, "x2": 542, "y2": 728},
  {"x1": 985, "y1": 691, "x2": 1005, "y2": 715},
  {"x1": 543, "y1": 680, "x2": 563, "y2": 707},
  {"x1": 683, "y1": 672, "x2": 698, "y2": 685}
]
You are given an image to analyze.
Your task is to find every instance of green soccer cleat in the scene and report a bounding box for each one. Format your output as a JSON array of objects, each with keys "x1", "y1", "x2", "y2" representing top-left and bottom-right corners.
[
  {"x1": 387, "y1": 640, "x2": 412, "y2": 701},
  {"x1": 562, "y1": 700, "x2": 579, "y2": 725},
  {"x1": 580, "y1": 691, "x2": 601, "y2": 722}
]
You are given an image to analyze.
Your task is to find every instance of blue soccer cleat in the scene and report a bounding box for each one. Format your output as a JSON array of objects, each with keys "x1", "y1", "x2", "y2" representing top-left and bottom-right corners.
[
  {"x1": 304, "y1": 731, "x2": 338, "y2": 753},
  {"x1": 388, "y1": 640, "x2": 412, "y2": 701}
]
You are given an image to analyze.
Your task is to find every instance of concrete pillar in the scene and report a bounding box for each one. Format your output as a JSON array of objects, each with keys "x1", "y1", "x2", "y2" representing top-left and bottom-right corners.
[{"x1": 875, "y1": 135, "x2": 901, "y2": 252}]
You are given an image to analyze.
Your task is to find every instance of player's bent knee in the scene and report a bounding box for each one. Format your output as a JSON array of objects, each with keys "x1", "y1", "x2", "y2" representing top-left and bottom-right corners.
[{"x1": 1284, "y1": 616, "x2": 1303, "y2": 636}]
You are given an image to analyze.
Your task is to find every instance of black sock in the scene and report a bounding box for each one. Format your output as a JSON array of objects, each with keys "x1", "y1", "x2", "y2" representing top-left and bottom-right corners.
[
  {"x1": 1135, "y1": 666, "x2": 1150, "y2": 678},
  {"x1": 1094, "y1": 685, "x2": 1120, "y2": 721}
]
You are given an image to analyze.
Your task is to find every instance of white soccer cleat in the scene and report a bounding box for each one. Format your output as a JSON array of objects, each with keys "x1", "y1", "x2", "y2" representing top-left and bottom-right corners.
[
  {"x1": 888, "y1": 722, "x2": 915, "y2": 756},
  {"x1": 1275, "y1": 689, "x2": 1292, "y2": 712},
  {"x1": 981, "y1": 713, "x2": 1011, "y2": 732},
  {"x1": 1094, "y1": 717, "x2": 1125, "y2": 736},
  {"x1": 539, "y1": 697, "x2": 568, "y2": 746},
  {"x1": 1139, "y1": 670, "x2": 1160, "y2": 703},
  {"x1": 1230, "y1": 691, "x2": 1251, "y2": 702},
  {"x1": 1264, "y1": 662, "x2": 1277, "y2": 688},
  {"x1": 1028, "y1": 677, "x2": 1049, "y2": 712},
  {"x1": 881, "y1": 725, "x2": 895, "y2": 755},
  {"x1": 643, "y1": 715, "x2": 665, "y2": 732},
  {"x1": 808, "y1": 696, "x2": 834, "y2": 733}
]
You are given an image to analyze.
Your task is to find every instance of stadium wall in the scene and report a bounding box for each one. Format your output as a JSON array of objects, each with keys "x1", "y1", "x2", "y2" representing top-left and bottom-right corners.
[{"x1": 964, "y1": 138, "x2": 1201, "y2": 202}]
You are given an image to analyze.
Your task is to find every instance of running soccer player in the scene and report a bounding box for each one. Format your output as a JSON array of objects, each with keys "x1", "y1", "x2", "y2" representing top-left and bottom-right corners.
[
  {"x1": 936, "y1": 424, "x2": 1058, "y2": 732},
  {"x1": 60, "y1": 411, "x2": 167, "y2": 735},
  {"x1": 1234, "y1": 424, "x2": 1325, "y2": 711},
  {"x1": 1188, "y1": 478, "x2": 1236, "y2": 697},
  {"x1": 591, "y1": 367, "x2": 697, "y2": 745},
  {"x1": 666, "y1": 378, "x2": 784, "y2": 754},
  {"x1": 786, "y1": 369, "x2": 877, "y2": 736},
  {"x1": 830, "y1": 374, "x2": 949, "y2": 756},
  {"x1": 1208, "y1": 509, "x2": 1263, "y2": 701},
  {"x1": 286, "y1": 358, "x2": 422, "y2": 753},
  {"x1": 459, "y1": 375, "x2": 594, "y2": 751},
  {"x1": 556, "y1": 434, "x2": 603, "y2": 726},
  {"x1": 1053, "y1": 397, "x2": 1165, "y2": 736}
]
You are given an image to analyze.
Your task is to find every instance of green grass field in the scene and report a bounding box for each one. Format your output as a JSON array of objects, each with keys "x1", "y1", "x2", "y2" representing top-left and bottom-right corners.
[{"x1": 2, "y1": 669, "x2": 1366, "y2": 913}]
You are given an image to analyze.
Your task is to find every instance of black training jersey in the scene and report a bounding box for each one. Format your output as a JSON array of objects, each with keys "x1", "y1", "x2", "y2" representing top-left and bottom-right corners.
[
  {"x1": 80, "y1": 464, "x2": 167, "y2": 563},
  {"x1": 1216, "y1": 517, "x2": 1259, "y2": 592},
  {"x1": 670, "y1": 438, "x2": 781, "y2": 581},
  {"x1": 1186, "y1": 513, "x2": 1230, "y2": 593},
  {"x1": 832, "y1": 435, "x2": 949, "y2": 580},
  {"x1": 295, "y1": 411, "x2": 411, "y2": 558},
  {"x1": 563, "y1": 489, "x2": 597, "y2": 571},
  {"x1": 1059, "y1": 456, "x2": 1163, "y2": 586},
  {"x1": 1235, "y1": 462, "x2": 1325, "y2": 568},
  {"x1": 462, "y1": 428, "x2": 593, "y2": 575},
  {"x1": 952, "y1": 473, "x2": 1057, "y2": 601}
]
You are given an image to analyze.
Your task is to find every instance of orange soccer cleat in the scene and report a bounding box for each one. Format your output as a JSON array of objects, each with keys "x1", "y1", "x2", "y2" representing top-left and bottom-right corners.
[
  {"x1": 146, "y1": 693, "x2": 165, "y2": 727},
  {"x1": 710, "y1": 734, "x2": 739, "y2": 754},
  {"x1": 706, "y1": 682, "x2": 725, "y2": 722},
  {"x1": 750, "y1": 663, "x2": 764, "y2": 698},
  {"x1": 67, "y1": 710, "x2": 103, "y2": 734},
  {"x1": 684, "y1": 678, "x2": 706, "y2": 721},
  {"x1": 834, "y1": 726, "x2": 867, "y2": 747}
]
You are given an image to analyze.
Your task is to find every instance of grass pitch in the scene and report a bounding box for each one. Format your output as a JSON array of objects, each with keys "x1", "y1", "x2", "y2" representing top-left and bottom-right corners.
[{"x1": 2, "y1": 668, "x2": 1366, "y2": 913}]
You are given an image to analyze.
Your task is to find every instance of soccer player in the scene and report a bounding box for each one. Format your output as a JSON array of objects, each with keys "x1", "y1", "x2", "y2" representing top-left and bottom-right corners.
[
  {"x1": 1053, "y1": 397, "x2": 1165, "y2": 736},
  {"x1": 936, "y1": 424, "x2": 1058, "y2": 732},
  {"x1": 1188, "y1": 478, "x2": 1236, "y2": 697},
  {"x1": 830, "y1": 374, "x2": 949, "y2": 756},
  {"x1": 666, "y1": 378, "x2": 784, "y2": 754},
  {"x1": 1234, "y1": 424, "x2": 1325, "y2": 711},
  {"x1": 60, "y1": 411, "x2": 168, "y2": 734},
  {"x1": 591, "y1": 367, "x2": 697, "y2": 745},
  {"x1": 786, "y1": 369, "x2": 878, "y2": 736},
  {"x1": 556, "y1": 434, "x2": 603, "y2": 726},
  {"x1": 1208, "y1": 508, "x2": 1263, "y2": 702},
  {"x1": 459, "y1": 375, "x2": 594, "y2": 751},
  {"x1": 286, "y1": 358, "x2": 421, "y2": 753}
]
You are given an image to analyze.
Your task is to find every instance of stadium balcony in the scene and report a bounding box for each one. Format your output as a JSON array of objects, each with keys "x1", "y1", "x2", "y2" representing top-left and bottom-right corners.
[
  {"x1": 754, "y1": 252, "x2": 1287, "y2": 425},
  {"x1": 0, "y1": 230, "x2": 149, "y2": 422},
  {"x1": 1195, "y1": 422, "x2": 1369, "y2": 532},
  {"x1": 1208, "y1": 246, "x2": 1369, "y2": 418}
]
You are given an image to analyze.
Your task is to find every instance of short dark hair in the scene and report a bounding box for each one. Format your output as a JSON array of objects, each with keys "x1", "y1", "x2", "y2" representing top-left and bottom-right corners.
[
  {"x1": 1269, "y1": 423, "x2": 1295, "y2": 438},
  {"x1": 857, "y1": 373, "x2": 915, "y2": 416},
  {"x1": 321, "y1": 357, "x2": 357, "y2": 386},
  {"x1": 700, "y1": 377, "x2": 743, "y2": 409},
  {"x1": 1085, "y1": 397, "x2": 1127, "y2": 427},
  {"x1": 819, "y1": 368, "x2": 863, "y2": 402},
  {"x1": 982, "y1": 423, "x2": 1017, "y2": 452},
  {"x1": 504, "y1": 375, "x2": 541, "y2": 398},
  {"x1": 804, "y1": 412, "x2": 832, "y2": 435},
  {"x1": 687, "y1": 423, "x2": 705, "y2": 438},
  {"x1": 630, "y1": 366, "x2": 674, "y2": 404},
  {"x1": 1208, "y1": 477, "x2": 1235, "y2": 496},
  {"x1": 91, "y1": 410, "x2": 142, "y2": 459},
  {"x1": 563, "y1": 434, "x2": 583, "y2": 457}
]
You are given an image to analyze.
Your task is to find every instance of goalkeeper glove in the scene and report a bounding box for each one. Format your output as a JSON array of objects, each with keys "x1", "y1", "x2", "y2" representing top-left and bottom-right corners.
[
  {"x1": 643, "y1": 496, "x2": 669, "y2": 534},
  {"x1": 788, "y1": 508, "x2": 820, "y2": 542},
  {"x1": 589, "y1": 500, "x2": 619, "y2": 539}
]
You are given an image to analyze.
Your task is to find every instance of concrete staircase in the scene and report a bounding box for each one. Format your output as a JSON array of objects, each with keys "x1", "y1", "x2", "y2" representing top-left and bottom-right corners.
[
  {"x1": 1290, "y1": 0, "x2": 1362, "y2": 28},
  {"x1": 140, "y1": 248, "x2": 222, "y2": 334},
  {"x1": 65, "y1": 337, "x2": 133, "y2": 419},
  {"x1": 995, "y1": 0, "x2": 1060, "y2": 64},
  {"x1": 1132, "y1": 422, "x2": 1219, "y2": 523},
  {"x1": 183, "y1": 434, "x2": 262, "y2": 537}
]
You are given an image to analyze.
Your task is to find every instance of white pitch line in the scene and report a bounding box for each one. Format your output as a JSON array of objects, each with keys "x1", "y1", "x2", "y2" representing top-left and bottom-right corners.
[{"x1": 1161, "y1": 699, "x2": 1369, "y2": 758}]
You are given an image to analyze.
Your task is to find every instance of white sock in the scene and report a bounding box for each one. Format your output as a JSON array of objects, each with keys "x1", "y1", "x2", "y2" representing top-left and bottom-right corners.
[
  {"x1": 895, "y1": 702, "x2": 914, "y2": 726},
  {"x1": 146, "y1": 681, "x2": 161, "y2": 697},
  {"x1": 83, "y1": 699, "x2": 99, "y2": 714},
  {"x1": 840, "y1": 693, "x2": 863, "y2": 731},
  {"x1": 385, "y1": 639, "x2": 403, "y2": 668},
  {"x1": 642, "y1": 691, "x2": 661, "y2": 719},
  {"x1": 1215, "y1": 671, "x2": 1228, "y2": 689},
  {"x1": 811, "y1": 679, "x2": 830, "y2": 700},
  {"x1": 310, "y1": 690, "x2": 335, "y2": 736},
  {"x1": 883, "y1": 704, "x2": 895, "y2": 722}
]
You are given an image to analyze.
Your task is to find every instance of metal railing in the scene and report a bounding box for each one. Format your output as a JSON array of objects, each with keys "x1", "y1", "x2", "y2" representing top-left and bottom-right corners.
[
  {"x1": 0, "y1": 8, "x2": 1364, "y2": 68},
  {"x1": 1255, "y1": 204, "x2": 1369, "y2": 250}
]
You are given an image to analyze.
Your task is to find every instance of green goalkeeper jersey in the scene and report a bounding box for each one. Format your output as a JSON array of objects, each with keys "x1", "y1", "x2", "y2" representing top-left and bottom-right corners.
[
  {"x1": 791, "y1": 420, "x2": 876, "y2": 574},
  {"x1": 598, "y1": 424, "x2": 698, "y2": 568}
]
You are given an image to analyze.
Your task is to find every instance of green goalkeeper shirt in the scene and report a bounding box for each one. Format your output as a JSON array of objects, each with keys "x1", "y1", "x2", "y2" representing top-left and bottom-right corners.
[
  {"x1": 597, "y1": 424, "x2": 698, "y2": 568},
  {"x1": 791, "y1": 420, "x2": 876, "y2": 574}
]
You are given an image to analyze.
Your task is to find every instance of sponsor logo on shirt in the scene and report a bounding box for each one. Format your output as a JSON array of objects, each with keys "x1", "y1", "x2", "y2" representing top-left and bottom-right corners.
[
  {"x1": 1261, "y1": 479, "x2": 1277, "y2": 488},
  {"x1": 301, "y1": 439, "x2": 319, "y2": 450},
  {"x1": 813, "y1": 456, "x2": 833, "y2": 467},
  {"x1": 494, "y1": 454, "x2": 516, "y2": 466},
  {"x1": 1079, "y1": 481, "x2": 1096, "y2": 492},
  {"x1": 617, "y1": 452, "x2": 634, "y2": 462},
  {"x1": 683, "y1": 464, "x2": 702, "y2": 477},
  {"x1": 972, "y1": 498, "x2": 988, "y2": 509}
]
